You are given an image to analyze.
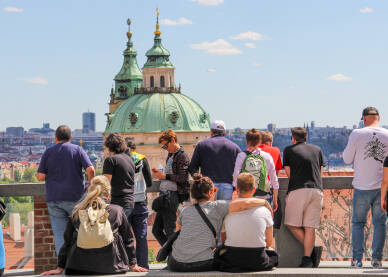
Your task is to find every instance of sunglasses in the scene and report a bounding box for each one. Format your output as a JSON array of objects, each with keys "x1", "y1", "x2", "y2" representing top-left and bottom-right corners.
[
  {"x1": 161, "y1": 141, "x2": 169, "y2": 150},
  {"x1": 211, "y1": 187, "x2": 219, "y2": 193}
]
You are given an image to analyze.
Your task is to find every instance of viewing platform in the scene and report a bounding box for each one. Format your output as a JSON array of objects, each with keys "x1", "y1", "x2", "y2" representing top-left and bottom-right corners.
[{"x1": 1, "y1": 175, "x2": 388, "y2": 276}]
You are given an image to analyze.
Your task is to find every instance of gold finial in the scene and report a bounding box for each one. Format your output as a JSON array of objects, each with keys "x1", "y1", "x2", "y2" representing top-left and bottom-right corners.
[
  {"x1": 154, "y1": 8, "x2": 161, "y2": 35},
  {"x1": 127, "y1": 18, "x2": 132, "y2": 39}
]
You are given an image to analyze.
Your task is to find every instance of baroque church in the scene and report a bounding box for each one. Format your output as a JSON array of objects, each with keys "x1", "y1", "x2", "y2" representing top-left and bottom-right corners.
[{"x1": 104, "y1": 11, "x2": 211, "y2": 168}]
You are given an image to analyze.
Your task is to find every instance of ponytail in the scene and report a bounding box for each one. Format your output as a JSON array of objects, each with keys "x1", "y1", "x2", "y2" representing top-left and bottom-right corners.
[{"x1": 72, "y1": 175, "x2": 111, "y2": 219}]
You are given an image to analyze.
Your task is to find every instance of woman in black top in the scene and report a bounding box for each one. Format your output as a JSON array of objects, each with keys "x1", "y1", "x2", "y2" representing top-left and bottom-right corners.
[
  {"x1": 103, "y1": 133, "x2": 136, "y2": 218},
  {"x1": 40, "y1": 176, "x2": 147, "y2": 275}
]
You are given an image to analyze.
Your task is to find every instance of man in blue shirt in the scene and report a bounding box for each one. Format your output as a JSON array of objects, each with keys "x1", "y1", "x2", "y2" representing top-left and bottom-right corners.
[
  {"x1": 189, "y1": 120, "x2": 241, "y2": 200},
  {"x1": 37, "y1": 125, "x2": 95, "y2": 254}
]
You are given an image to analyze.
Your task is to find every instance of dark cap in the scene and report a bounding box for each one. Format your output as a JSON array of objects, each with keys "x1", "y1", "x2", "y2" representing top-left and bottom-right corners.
[{"x1": 361, "y1": 107, "x2": 379, "y2": 120}]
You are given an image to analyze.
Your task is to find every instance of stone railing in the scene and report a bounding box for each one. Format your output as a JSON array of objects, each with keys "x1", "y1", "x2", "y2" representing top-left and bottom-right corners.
[{"x1": 1, "y1": 176, "x2": 376, "y2": 272}]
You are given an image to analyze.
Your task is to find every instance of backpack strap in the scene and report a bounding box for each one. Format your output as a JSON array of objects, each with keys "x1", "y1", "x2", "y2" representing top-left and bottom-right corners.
[{"x1": 194, "y1": 204, "x2": 217, "y2": 240}]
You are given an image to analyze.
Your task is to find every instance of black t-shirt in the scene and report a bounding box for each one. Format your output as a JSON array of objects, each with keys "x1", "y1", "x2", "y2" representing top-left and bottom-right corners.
[
  {"x1": 283, "y1": 142, "x2": 325, "y2": 193},
  {"x1": 103, "y1": 153, "x2": 135, "y2": 209},
  {"x1": 384, "y1": 157, "x2": 388, "y2": 167}
]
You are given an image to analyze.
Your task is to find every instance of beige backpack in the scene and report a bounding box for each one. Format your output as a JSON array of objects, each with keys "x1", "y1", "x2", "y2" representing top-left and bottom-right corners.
[{"x1": 76, "y1": 200, "x2": 115, "y2": 249}]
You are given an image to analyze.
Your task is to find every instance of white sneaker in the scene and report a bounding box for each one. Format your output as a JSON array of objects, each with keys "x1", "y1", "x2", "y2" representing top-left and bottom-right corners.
[
  {"x1": 371, "y1": 259, "x2": 382, "y2": 269},
  {"x1": 350, "y1": 259, "x2": 363, "y2": 268}
]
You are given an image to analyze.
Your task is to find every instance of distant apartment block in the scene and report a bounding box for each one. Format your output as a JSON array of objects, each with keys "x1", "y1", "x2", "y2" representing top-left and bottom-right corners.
[
  {"x1": 82, "y1": 112, "x2": 96, "y2": 133},
  {"x1": 6, "y1": 127, "x2": 24, "y2": 137},
  {"x1": 267, "y1": 123, "x2": 276, "y2": 133}
]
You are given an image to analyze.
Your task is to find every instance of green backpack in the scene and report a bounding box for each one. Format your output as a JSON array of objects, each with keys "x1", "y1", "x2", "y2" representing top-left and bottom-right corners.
[{"x1": 241, "y1": 150, "x2": 270, "y2": 194}]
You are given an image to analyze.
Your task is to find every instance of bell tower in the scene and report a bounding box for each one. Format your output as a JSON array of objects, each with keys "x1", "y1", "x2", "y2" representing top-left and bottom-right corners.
[{"x1": 142, "y1": 9, "x2": 175, "y2": 90}]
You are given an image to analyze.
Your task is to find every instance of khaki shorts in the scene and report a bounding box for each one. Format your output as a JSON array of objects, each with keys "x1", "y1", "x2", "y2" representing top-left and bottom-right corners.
[{"x1": 285, "y1": 188, "x2": 323, "y2": 229}]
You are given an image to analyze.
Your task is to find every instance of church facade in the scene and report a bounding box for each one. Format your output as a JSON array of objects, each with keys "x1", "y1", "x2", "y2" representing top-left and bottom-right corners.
[{"x1": 104, "y1": 13, "x2": 211, "y2": 168}]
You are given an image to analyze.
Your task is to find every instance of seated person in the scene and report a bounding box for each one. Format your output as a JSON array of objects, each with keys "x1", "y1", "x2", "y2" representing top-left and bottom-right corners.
[
  {"x1": 217, "y1": 172, "x2": 278, "y2": 272},
  {"x1": 40, "y1": 176, "x2": 147, "y2": 275},
  {"x1": 168, "y1": 173, "x2": 272, "y2": 272}
]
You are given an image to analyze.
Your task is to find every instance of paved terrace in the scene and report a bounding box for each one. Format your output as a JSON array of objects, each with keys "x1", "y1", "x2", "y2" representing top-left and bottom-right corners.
[{"x1": 5, "y1": 262, "x2": 388, "y2": 277}]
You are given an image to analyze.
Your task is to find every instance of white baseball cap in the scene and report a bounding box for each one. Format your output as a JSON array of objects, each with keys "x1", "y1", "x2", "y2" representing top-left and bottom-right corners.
[{"x1": 211, "y1": 120, "x2": 226, "y2": 131}]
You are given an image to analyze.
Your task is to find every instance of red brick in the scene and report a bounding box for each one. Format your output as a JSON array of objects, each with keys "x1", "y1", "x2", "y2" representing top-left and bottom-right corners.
[
  {"x1": 44, "y1": 251, "x2": 54, "y2": 258},
  {"x1": 44, "y1": 264, "x2": 56, "y2": 271},
  {"x1": 36, "y1": 230, "x2": 50, "y2": 237},
  {"x1": 35, "y1": 252, "x2": 43, "y2": 258},
  {"x1": 34, "y1": 209, "x2": 43, "y2": 216},
  {"x1": 34, "y1": 203, "x2": 47, "y2": 209},
  {"x1": 35, "y1": 244, "x2": 50, "y2": 251},
  {"x1": 34, "y1": 223, "x2": 43, "y2": 230},
  {"x1": 35, "y1": 265, "x2": 44, "y2": 274},
  {"x1": 43, "y1": 223, "x2": 52, "y2": 229},
  {"x1": 44, "y1": 237, "x2": 53, "y2": 243},
  {"x1": 43, "y1": 209, "x2": 50, "y2": 216},
  {"x1": 35, "y1": 216, "x2": 50, "y2": 223},
  {"x1": 35, "y1": 259, "x2": 48, "y2": 265},
  {"x1": 49, "y1": 258, "x2": 58, "y2": 265},
  {"x1": 35, "y1": 237, "x2": 43, "y2": 244}
]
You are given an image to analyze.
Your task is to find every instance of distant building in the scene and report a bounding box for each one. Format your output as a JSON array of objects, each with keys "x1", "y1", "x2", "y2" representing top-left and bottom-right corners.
[
  {"x1": 29, "y1": 123, "x2": 55, "y2": 135},
  {"x1": 6, "y1": 127, "x2": 24, "y2": 137},
  {"x1": 358, "y1": 120, "x2": 364, "y2": 129},
  {"x1": 82, "y1": 112, "x2": 96, "y2": 133},
  {"x1": 311, "y1": 121, "x2": 316, "y2": 130},
  {"x1": 267, "y1": 123, "x2": 276, "y2": 133}
]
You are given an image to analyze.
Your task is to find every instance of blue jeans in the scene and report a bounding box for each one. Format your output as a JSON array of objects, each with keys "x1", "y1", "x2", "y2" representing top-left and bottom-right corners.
[
  {"x1": 46, "y1": 201, "x2": 77, "y2": 255},
  {"x1": 352, "y1": 188, "x2": 387, "y2": 261},
  {"x1": 214, "y1": 183, "x2": 234, "y2": 201},
  {"x1": 0, "y1": 224, "x2": 5, "y2": 270},
  {"x1": 128, "y1": 203, "x2": 149, "y2": 269}
]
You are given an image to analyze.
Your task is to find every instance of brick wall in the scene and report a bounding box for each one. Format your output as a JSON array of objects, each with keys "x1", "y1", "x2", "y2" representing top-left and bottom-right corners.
[{"x1": 33, "y1": 196, "x2": 57, "y2": 274}]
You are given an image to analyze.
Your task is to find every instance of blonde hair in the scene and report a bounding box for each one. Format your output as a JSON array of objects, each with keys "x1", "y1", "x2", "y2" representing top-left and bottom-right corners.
[
  {"x1": 72, "y1": 175, "x2": 111, "y2": 219},
  {"x1": 237, "y1": 173, "x2": 255, "y2": 193}
]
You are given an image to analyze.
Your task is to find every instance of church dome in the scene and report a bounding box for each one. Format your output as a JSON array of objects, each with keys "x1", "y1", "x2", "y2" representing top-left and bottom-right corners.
[{"x1": 105, "y1": 92, "x2": 210, "y2": 133}]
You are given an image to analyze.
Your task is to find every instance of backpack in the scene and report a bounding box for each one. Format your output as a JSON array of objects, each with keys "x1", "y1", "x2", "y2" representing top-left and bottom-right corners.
[
  {"x1": 76, "y1": 200, "x2": 116, "y2": 249},
  {"x1": 241, "y1": 150, "x2": 270, "y2": 193},
  {"x1": 134, "y1": 160, "x2": 147, "y2": 202}
]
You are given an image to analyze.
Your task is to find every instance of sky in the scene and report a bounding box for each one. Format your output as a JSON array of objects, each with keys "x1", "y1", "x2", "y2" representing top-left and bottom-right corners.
[{"x1": 1, "y1": 0, "x2": 388, "y2": 131}]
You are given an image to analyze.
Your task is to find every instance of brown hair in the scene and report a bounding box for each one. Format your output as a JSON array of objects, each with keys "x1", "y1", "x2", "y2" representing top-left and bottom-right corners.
[
  {"x1": 237, "y1": 173, "x2": 255, "y2": 193},
  {"x1": 158, "y1": 129, "x2": 178, "y2": 144},
  {"x1": 104, "y1": 133, "x2": 127, "y2": 154},
  {"x1": 261, "y1": 131, "x2": 273, "y2": 144},
  {"x1": 246, "y1": 128, "x2": 261, "y2": 146},
  {"x1": 291, "y1": 127, "x2": 307, "y2": 142},
  {"x1": 190, "y1": 173, "x2": 214, "y2": 202}
]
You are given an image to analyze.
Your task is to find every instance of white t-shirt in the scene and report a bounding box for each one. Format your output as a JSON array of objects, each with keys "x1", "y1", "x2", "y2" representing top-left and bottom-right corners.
[
  {"x1": 343, "y1": 126, "x2": 388, "y2": 190},
  {"x1": 221, "y1": 201, "x2": 273, "y2": 248}
]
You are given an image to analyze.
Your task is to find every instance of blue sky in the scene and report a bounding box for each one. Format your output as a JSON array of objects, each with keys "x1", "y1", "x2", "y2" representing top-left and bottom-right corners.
[{"x1": 1, "y1": 0, "x2": 387, "y2": 131}]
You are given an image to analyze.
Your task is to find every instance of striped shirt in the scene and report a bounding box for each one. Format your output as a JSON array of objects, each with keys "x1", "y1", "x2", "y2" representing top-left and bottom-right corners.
[{"x1": 172, "y1": 200, "x2": 229, "y2": 263}]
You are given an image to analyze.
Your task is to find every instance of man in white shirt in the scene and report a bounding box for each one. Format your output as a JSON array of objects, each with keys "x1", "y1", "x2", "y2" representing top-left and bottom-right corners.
[
  {"x1": 217, "y1": 173, "x2": 277, "y2": 272},
  {"x1": 343, "y1": 107, "x2": 388, "y2": 269}
]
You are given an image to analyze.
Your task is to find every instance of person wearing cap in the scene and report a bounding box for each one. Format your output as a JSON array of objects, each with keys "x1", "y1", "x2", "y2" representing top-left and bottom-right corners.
[
  {"x1": 189, "y1": 120, "x2": 241, "y2": 201},
  {"x1": 343, "y1": 107, "x2": 388, "y2": 269}
]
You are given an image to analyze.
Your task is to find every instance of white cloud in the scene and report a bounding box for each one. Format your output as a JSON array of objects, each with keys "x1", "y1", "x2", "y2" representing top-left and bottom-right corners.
[
  {"x1": 252, "y1": 62, "x2": 263, "y2": 67},
  {"x1": 231, "y1": 31, "x2": 265, "y2": 41},
  {"x1": 288, "y1": 85, "x2": 296, "y2": 89},
  {"x1": 245, "y1": 42, "x2": 256, "y2": 49},
  {"x1": 207, "y1": 68, "x2": 216, "y2": 72},
  {"x1": 360, "y1": 7, "x2": 373, "y2": 13},
  {"x1": 191, "y1": 0, "x2": 224, "y2": 6},
  {"x1": 326, "y1": 73, "x2": 352, "y2": 82},
  {"x1": 19, "y1": 77, "x2": 48, "y2": 85},
  {"x1": 160, "y1": 17, "x2": 193, "y2": 26},
  {"x1": 190, "y1": 39, "x2": 242, "y2": 55},
  {"x1": 4, "y1": 6, "x2": 23, "y2": 13},
  {"x1": 256, "y1": 95, "x2": 265, "y2": 100}
]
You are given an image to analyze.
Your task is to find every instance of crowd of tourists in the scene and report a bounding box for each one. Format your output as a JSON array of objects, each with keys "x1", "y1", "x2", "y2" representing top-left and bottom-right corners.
[{"x1": 1, "y1": 106, "x2": 387, "y2": 276}]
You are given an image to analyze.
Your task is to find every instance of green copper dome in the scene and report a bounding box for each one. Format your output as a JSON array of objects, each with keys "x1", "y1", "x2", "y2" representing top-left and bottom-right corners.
[{"x1": 105, "y1": 93, "x2": 210, "y2": 133}]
